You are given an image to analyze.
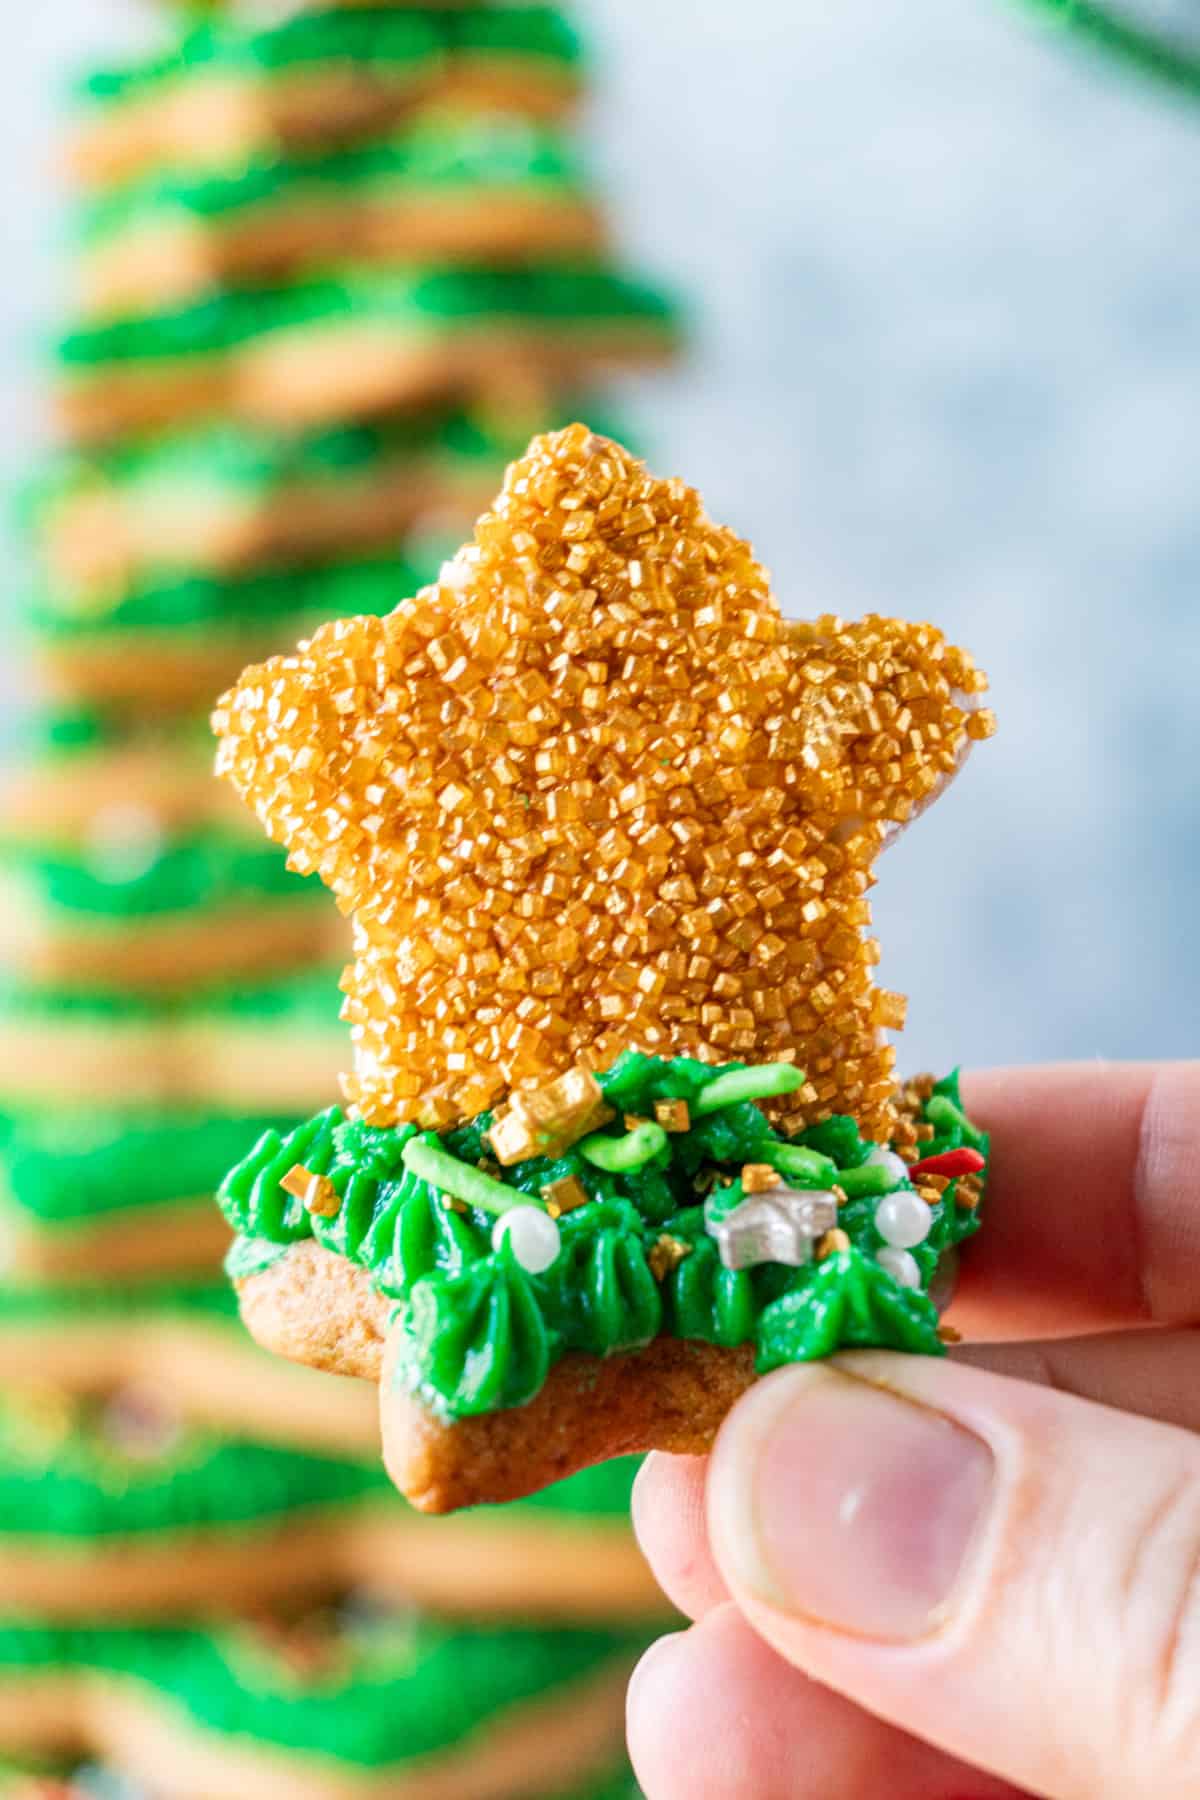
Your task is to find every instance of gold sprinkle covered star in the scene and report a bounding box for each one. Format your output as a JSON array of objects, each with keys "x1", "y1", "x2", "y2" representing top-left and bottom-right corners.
[{"x1": 214, "y1": 426, "x2": 993, "y2": 1141}]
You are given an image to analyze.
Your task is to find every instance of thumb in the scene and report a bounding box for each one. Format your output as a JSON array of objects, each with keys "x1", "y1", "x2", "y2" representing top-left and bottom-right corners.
[{"x1": 706, "y1": 1353, "x2": 1200, "y2": 1800}]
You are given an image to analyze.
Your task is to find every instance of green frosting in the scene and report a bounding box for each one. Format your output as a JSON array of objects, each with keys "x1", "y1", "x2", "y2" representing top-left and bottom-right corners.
[
  {"x1": 220, "y1": 1058, "x2": 987, "y2": 1422},
  {"x1": 447, "y1": 6, "x2": 583, "y2": 65},
  {"x1": 222, "y1": 1232, "x2": 292, "y2": 1283},
  {"x1": 0, "y1": 1753, "x2": 81, "y2": 1784},
  {"x1": 14, "y1": 705, "x2": 213, "y2": 761},
  {"x1": 0, "y1": 981, "x2": 168, "y2": 1027},
  {"x1": 81, "y1": 117, "x2": 584, "y2": 242},
  {"x1": 0, "y1": 1392, "x2": 386, "y2": 1540},
  {"x1": 0, "y1": 963, "x2": 345, "y2": 1032},
  {"x1": 31, "y1": 403, "x2": 627, "y2": 610},
  {"x1": 41, "y1": 413, "x2": 495, "y2": 509},
  {"x1": 0, "y1": 1618, "x2": 636, "y2": 1770},
  {"x1": 185, "y1": 962, "x2": 346, "y2": 1027},
  {"x1": 39, "y1": 406, "x2": 595, "y2": 516},
  {"x1": 78, "y1": 7, "x2": 581, "y2": 108},
  {"x1": 0, "y1": 1751, "x2": 634, "y2": 1800},
  {"x1": 27, "y1": 547, "x2": 422, "y2": 640},
  {"x1": 0, "y1": 1106, "x2": 306, "y2": 1224},
  {"x1": 57, "y1": 267, "x2": 680, "y2": 370},
  {"x1": 0, "y1": 831, "x2": 317, "y2": 921},
  {"x1": 0, "y1": 1272, "x2": 240, "y2": 1325},
  {"x1": 78, "y1": 14, "x2": 440, "y2": 107}
]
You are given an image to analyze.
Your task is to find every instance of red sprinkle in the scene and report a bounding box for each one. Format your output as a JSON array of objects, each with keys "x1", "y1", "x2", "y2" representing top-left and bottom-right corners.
[{"x1": 908, "y1": 1147, "x2": 986, "y2": 1180}]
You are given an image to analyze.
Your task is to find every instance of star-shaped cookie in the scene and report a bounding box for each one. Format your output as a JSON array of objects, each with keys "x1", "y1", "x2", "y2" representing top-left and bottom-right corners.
[{"x1": 215, "y1": 424, "x2": 993, "y2": 1148}]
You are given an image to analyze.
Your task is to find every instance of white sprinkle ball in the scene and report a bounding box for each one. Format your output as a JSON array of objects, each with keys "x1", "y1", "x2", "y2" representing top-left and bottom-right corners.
[
  {"x1": 492, "y1": 1205, "x2": 562, "y2": 1274},
  {"x1": 864, "y1": 1148, "x2": 910, "y2": 1188},
  {"x1": 874, "y1": 1190, "x2": 933, "y2": 1251},
  {"x1": 876, "y1": 1247, "x2": 921, "y2": 1290}
]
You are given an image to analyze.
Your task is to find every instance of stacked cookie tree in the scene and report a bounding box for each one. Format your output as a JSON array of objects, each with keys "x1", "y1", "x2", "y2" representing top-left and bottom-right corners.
[{"x1": 0, "y1": 5, "x2": 677, "y2": 1795}]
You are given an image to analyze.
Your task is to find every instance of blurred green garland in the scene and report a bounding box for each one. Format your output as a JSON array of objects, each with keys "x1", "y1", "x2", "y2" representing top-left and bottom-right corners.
[{"x1": 1013, "y1": 0, "x2": 1200, "y2": 99}]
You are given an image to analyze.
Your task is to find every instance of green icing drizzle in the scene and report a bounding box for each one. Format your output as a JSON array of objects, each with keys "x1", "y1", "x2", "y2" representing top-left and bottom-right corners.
[
  {"x1": 578, "y1": 1120, "x2": 668, "y2": 1173},
  {"x1": 81, "y1": 117, "x2": 583, "y2": 242},
  {"x1": 220, "y1": 1056, "x2": 988, "y2": 1420},
  {"x1": 0, "y1": 832, "x2": 317, "y2": 920},
  {"x1": 0, "y1": 1618, "x2": 635, "y2": 1769},
  {"x1": 77, "y1": 7, "x2": 581, "y2": 108},
  {"x1": 57, "y1": 267, "x2": 680, "y2": 369},
  {"x1": 403, "y1": 1136, "x2": 526, "y2": 1218},
  {"x1": 0, "y1": 1107, "x2": 306, "y2": 1224}
]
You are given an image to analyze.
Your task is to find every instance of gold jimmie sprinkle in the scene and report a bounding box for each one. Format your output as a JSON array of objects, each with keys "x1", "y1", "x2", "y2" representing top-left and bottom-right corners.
[{"x1": 214, "y1": 426, "x2": 993, "y2": 1141}]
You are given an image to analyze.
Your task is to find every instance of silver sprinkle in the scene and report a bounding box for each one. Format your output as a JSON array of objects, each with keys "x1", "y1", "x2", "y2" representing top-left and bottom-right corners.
[{"x1": 706, "y1": 1186, "x2": 840, "y2": 1272}]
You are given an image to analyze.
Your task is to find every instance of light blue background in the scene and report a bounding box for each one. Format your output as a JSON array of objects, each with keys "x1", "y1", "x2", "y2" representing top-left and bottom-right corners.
[{"x1": 1, "y1": 0, "x2": 1196, "y2": 1080}]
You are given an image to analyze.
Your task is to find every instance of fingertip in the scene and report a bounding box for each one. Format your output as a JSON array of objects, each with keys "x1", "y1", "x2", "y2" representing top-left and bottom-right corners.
[
  {"x1": 626, "y1": 1608, "x2": 786, "y2": 1799},
  {"x1": 627, "y1": 1600, "x2": 1020, "y2": 1799},
  {"x1": 626, "y1": 1626, "x2": 696, "y2": 1799},
  {"x1": 952, "y1": 1062, "x2": 1200, "y2": 1338},
  {"x1": 629, "y1": 1449, "x2": 674, "y2": 1527},
  {"x1": 708, "y1": 1347, "x2": 1200, "y2": 1798},
  {"x1": 709, "y1": 1358, "x2": 995, "y2": 1646},
  {"x1": 632, "y1": 1451, "x2": 729, "y2": 1620},
  {"x1": 626, "y1": 1622, "x2": 690, "y2": 1728},
  {"x1": 707, "y1": 1363, "x2": 842, "y2": 1611}
]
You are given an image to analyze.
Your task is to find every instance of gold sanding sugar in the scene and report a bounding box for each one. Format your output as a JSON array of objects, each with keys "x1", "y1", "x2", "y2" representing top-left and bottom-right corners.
[{"x1": 214, "y1": 426, "x2": 993, "y2": 1138}]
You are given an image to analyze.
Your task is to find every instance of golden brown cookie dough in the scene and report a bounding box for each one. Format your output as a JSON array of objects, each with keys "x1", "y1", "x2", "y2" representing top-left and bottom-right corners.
[
  {"x1": 0, "y1": 1197, "x2": 231, "y2": 1285},
  {"x1": 33, "y1": 622, "x2": 324, "y2": 714},
  {"x1": 235, "y1": 1240, "x2": 757, "y2": 1514},
  {"x1": 0, "y1": 1307, "x2": 380, "y2": 1458},
  {"x1": 0, "y1": 1508, "x2": 370, "y2": 1625},
  {"x1": 1, "y1": 1482, "x2": 663, "y2": 1627},
  {"x1": 239, "y1": 1239, "x2": 392, "y2": 1384},
  {"x1": 41, "y1": 449, "x2": 495, "y2": 600},
  {"x1": 0, "y1": 743, "x2": 247, "y2": 845},
  {"x1": 0, "y1": 1656, "x2": 633, "y2": 1800},
  {"x1": 0, "y1": 892, "x2": 343, "y2": 993},
  {"x1": 382, "y1": 1335, "x2": 759, "y2": 1517},
  {"x1": 58, "y1": 320, "x2": 675, "y2": 448},
  {"x1": 80, "y1": 192, "x2": 605, "y2": 321},
  {"x1": 69, "y1": 63, "x2": 582, "y2": 193},
  {"x1": 0, "y1": 1007, "x2": 343, "y2": 1113}
]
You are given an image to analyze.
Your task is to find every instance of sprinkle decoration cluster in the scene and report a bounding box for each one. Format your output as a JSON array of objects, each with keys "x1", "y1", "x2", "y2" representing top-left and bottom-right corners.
[
  {"x1": 221, "y1": 1056, "x2": 992, "y2": 1415},
  {"x1": 215, "y1": 426, "x2": 994, "y2": 1142}
]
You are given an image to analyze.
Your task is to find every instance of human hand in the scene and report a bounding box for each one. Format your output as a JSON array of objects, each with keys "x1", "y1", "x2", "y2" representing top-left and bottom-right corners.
[{"x1": 628, "y1": 1063, "x2": 1200, "y2": 1799}]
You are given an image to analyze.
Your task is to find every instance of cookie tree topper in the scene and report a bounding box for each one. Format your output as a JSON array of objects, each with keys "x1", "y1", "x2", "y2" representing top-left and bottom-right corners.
[{"x1": 214, "y1": 427, "x2": 993, "y2": 1144}]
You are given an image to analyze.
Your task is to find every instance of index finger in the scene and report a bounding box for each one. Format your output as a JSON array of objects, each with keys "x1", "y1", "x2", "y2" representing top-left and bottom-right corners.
[{"x1": 948, "y1": 1061, "x2": 1200, "y2": 1339}]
